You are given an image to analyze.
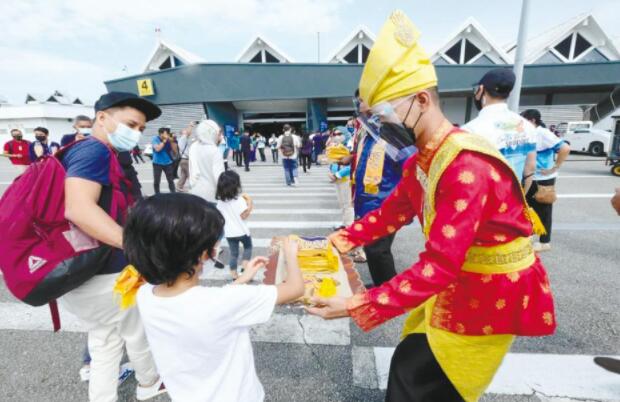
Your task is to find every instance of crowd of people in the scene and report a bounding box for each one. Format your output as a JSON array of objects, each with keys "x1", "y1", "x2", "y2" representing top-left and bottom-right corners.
[{"x1": 2, "y1": 10, "x2": 620, "y2": 402}]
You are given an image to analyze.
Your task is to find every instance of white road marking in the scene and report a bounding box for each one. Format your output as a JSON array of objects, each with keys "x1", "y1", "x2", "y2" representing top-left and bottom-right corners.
[
  {"x1": 557, "y1": 194, "x2": 614, "y2": 199},
  {"x1": 559, "y1": 175, "x2": 616, "y2": 179},
  {"x1": 253, "y1": 199, "x2": 338, "y2": 205},
  {"x1": 251, "y1": 193, "x2": 336, "y2": 198},
  {"x1": 248, "y1": 221, "x2": 340, "y2": 229},
  {"x1": 251, "y1": 209, "x2": 340, "y2": 215},
  {"x1": 0, "y1": 301, "x2": 350, "y2": 346},
  {"x1": 354, "y1": 346, "x2": 620, "y2": 400}
]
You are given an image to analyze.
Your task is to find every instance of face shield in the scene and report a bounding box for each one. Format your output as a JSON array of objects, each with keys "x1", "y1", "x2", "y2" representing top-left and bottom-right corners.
[{"x1": 356, "y1": 95, "x2": 418, "y2": 162}]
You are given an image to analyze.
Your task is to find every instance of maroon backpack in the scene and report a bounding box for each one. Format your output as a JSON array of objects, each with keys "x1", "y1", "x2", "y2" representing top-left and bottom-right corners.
[{"x1": 0, "y1": 140, "x2": 131, "y2": 330}]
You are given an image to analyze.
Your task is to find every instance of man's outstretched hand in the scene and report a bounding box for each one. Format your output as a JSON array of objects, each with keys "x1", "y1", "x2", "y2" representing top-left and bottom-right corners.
[
  {"x1": 305, "y1": 296, "x2": 349, "y2": 319},
  {"x1": 328, "y1": 230, "x2": 354, "y2": 254}
]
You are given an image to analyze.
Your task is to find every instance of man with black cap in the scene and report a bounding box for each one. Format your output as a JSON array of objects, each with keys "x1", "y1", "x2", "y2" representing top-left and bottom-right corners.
[
  {"x1": 464, "y1": 68, "x2": 538, "y2": 193},
  {"x1": 59, "y1": 92, "x2": 166, "y2": 401}
]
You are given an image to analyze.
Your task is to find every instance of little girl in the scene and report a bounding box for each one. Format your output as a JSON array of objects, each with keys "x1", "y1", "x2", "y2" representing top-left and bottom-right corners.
[{"x1": 216, "y1": 170, "x2": 254, "y2": 280}]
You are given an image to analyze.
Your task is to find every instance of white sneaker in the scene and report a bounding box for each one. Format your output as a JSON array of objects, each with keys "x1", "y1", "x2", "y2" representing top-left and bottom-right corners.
[
  {"x1": 79, "y1": 362, "x2": 134, "y2": 383},
  {"x1": 136, "y1": 377, "x2": 167, "y2": 401},
  {"x1": 533, "y1": 242, "x2": 552, "y2": 252},
  {"x1": 79, "y1": 365, "x2": 90, "y2": 382}
]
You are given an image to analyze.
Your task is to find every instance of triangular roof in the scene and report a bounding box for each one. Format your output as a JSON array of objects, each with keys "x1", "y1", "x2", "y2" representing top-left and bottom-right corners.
[
  {"x1": 327, "y1": 25, "x2": 376, "y2": 63},
  {"x1": 505, "y1": 14, "x2": 620, "y2": 63},
  {"x1": 236, "y1": 35, "x2": 294, "y2": 63},
  {"x1": 431, "y1": 17, "x2": 510, "y2": 64},
  {"x1": 143, "y1": 38, "x2": 205, "y2": 72}
]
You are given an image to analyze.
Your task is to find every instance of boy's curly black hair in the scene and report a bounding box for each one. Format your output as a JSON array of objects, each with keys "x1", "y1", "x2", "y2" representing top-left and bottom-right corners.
[{"x1": 124, "y1": 193, "x2": 225, "y2": 286}]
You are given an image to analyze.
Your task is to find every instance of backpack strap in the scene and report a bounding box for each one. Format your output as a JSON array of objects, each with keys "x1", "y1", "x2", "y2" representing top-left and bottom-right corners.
[{"x1": 49, "y1": 300, "x2": 61, "y2": 332}]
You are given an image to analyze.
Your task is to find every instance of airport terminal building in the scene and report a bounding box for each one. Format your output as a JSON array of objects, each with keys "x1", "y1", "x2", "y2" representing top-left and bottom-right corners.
[{"x1": 105, "y1": 14, "x2": 620, "y2": 137}]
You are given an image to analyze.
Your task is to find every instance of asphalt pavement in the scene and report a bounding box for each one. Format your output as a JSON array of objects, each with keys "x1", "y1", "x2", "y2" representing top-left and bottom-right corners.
[{"x1": 0, "y1": 153, "x2": 619, "y2": 402}]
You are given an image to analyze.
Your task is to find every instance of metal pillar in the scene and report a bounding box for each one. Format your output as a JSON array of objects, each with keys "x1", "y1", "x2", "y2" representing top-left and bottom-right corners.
[{"x1": 508, "y1": 0, "x2": 531, "y2": 112}]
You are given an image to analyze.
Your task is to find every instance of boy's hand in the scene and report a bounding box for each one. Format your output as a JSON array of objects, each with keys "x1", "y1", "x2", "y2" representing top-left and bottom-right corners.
[
  {"x1": 234, "y1": 256, "x2": 268, "y2": 284},
  {"x1": 306, "y1": 296, "x2": 349, "y2": 319},
  {"x1": 328, "y1": 230, "x2": 354, "y2": 254}
]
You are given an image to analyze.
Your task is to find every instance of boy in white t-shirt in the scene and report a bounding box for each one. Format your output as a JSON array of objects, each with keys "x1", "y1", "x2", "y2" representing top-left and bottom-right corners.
[{"x1": 124, "y1": 193, "x2": 304, "y2": 402}]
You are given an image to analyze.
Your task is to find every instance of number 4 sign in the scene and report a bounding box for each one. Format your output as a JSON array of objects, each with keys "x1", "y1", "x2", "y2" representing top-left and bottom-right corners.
[{"x1": 137, "y1": 79, "x2": 155, "y2": 96}]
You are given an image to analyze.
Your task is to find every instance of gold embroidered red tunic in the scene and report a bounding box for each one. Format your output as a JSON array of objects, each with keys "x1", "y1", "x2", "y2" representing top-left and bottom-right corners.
[{"x1": 339, "y1": 126, "x2": 556, "y2": 337}]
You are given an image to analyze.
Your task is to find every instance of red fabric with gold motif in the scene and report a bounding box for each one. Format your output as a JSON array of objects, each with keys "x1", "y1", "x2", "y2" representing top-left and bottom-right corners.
[{"x1": 343, "y1": 148, "x2": 556, "y2": 336}]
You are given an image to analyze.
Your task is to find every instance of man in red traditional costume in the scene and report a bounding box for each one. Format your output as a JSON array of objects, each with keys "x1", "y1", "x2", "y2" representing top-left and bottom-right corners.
[{"x1": 308, "y1": 10, "x2": 556, "y2": 402}]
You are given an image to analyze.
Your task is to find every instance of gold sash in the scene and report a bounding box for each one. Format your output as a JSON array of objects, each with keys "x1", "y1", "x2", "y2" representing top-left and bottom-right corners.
[{"x1": 363, "y1": 140, "x2": 386, "y2": 194}]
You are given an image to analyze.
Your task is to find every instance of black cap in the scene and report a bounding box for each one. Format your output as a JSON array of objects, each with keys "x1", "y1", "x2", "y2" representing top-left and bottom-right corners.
[
  {"x1": 477, "y1": 68, "x2": 515, "y2": 98},
  {"x1": 94, "y1": 91, "x2": 162, "y2": 121}
]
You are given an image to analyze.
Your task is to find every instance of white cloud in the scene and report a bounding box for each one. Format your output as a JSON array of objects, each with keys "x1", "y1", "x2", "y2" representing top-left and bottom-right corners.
[
  {"x1": 0, "y1": 46, "x2": 108, "y2": 103},
  {"x1": 0, "y1": 0, "x2": 346, "y2": 45}
]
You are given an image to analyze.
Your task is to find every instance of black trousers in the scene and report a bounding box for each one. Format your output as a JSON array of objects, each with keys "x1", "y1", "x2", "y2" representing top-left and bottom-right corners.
[
  {"x1": 242, "y1": 151, "x2": 251, "y2": 171},
  {"x1": 386, "y1": 334, "x2": 463, "y2": 402},
  {"x1": 363, "y1": 233, "x2": 397, "y2": 286},
  {"x1": 258, "y1": 148, "x2": 266, "y2": 162},
  {"x1": 271, "y1": 148, "x2": 279, "y2": 163},
  {"x1": 300, "y1": 154, "x2": 311, "y2": 172},
  {"x1": 525, "y1": 178, "x2": 555, "y2": 243},
  {"x1": 234, "y1": 150, "x2": 242, "y2": 166},
  {"x1": 153, "y1": 163, "x2": 176, "y2": 194}
]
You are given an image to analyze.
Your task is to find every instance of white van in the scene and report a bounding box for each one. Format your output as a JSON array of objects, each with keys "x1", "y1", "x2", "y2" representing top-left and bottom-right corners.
[{"x1": 556, "y1": 121, "x2": 611, "y2": 156}]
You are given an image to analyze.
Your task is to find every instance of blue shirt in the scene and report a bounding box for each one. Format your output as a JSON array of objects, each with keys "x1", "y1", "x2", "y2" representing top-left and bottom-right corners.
[
  {"x1": 152, "y1": 136, "x2": 173, "y2": 166},
  {"x1": 534, "y1": 126, "x2": 565, "y2": 181},
  {"x1": 61, "y1": 137, "x2": 128, "y2": 274},
  {"x1": 353, "y1": 134, "x2": 403, "y2": 218},
  {"x1": 29, "y1": 140, "x2": 60, "y2": 161},
  {"x1": 60, "y1": 133, "x2": 77, "y2": 147}
]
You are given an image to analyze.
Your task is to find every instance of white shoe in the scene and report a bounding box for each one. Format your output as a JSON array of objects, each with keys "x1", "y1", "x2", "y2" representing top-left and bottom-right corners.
[
  {"x1": 136, "y1": 377, "x2": 167, "y2": 401},
  {"x1": 79, "y1": 365, "x2": 90, "y2": 382},
  {"x1": 533, "y1": 242, "x2": 551, "y2": 252},
  {"x1": 79, "y1": 362, "x2": 134, "y2": 383}
]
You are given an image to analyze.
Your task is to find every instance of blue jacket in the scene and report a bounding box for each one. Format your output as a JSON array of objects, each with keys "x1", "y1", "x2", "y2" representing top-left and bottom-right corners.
[{"x1": 353, "y1": 135, "x2": 403, "y2": 219}]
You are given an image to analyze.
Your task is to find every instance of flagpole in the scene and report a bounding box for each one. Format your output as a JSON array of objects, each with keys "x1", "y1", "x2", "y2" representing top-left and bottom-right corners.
[{"x1": 509, "y1": 0, "x2": 531, "y2": 112}]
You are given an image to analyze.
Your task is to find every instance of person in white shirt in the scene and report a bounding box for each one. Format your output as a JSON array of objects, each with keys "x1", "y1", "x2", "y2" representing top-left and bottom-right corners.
[
  {"x1": 176, "y1": 125, "x2": 193, "y2": 192},
  {"x1": 268, "y1": 134, "x2": 278, "y2": 163},
  {"x1": 463, "y1": 68, "x2": 537, "y2": 193},
  {"x1": 276, "y1": 124, "x2": 301, "y2": 186},
  {"x1": 521, "y1": 109, "x2": 570, "y2": 252},
  {"x1": 125, "y1": 193, "x2": 305, "y2": 402},
  {"x1": 189, "y1": 120, "x2": 225, "y2": 202},
  {"x1": 216, "y1": 170, "x2": 254, "y2": 280}
]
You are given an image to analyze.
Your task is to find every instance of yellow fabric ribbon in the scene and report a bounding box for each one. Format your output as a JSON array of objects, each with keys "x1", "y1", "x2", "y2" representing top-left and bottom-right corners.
[
  {"x1": 326, "y1": 144, "x2": 350, "y2": 162},
  {"x1": 363, "y1": 141, "x2": 386, "y2": 195},
  {"x1": 113, "y1": 265, "x2": 145, "y2": 309}
]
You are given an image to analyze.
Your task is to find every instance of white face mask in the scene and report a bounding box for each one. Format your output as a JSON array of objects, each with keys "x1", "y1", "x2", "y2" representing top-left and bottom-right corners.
[
  {"x1": 78, "y1": 127, "x2": 92, "y2": 136},
  {"x1": 104, "y1": 116, "x2": 141, "y2": 152}
]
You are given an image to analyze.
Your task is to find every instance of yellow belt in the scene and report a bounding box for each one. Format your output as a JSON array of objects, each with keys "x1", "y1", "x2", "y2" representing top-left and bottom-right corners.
[{"x1": 462, "y1": 237, "x2": 535, "y2": 274}]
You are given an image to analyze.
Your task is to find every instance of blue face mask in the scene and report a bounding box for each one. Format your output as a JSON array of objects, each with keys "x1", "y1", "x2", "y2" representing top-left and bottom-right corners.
[{"x1": 105, "y1": 117, "x2": 141, "y2": 152}]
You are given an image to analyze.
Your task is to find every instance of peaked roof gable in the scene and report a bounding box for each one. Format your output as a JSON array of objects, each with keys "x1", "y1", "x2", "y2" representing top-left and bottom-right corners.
[
  {"x1": 327, "y1": 25, "x2": 376, "y2": 63},
  {"x1": 432, "y1": 17, "x2": 510, "y2": 65},
  {"x1": 236, "y1": 35, "x2": 294, "y2": 63},
  {"x1": 506, "y1": 14, "x2": 620, "y2": 63},
  {"x1": 143, "y1": 38, "x2": 205, "y2": 72}
]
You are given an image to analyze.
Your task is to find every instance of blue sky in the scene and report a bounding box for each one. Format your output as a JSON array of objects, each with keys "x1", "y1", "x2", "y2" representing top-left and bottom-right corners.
[{"x1": 1, "y1": 0, "x2": 618, "y2": 104}]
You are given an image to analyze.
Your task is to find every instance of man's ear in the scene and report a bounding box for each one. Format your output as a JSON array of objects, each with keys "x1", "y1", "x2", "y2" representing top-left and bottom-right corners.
[
  {"x1": 416, "y1": 91, "x2": 432, "y2": 112},
  {"x1": 475, "y1": 85, "x2": 485, "y2": 100}
]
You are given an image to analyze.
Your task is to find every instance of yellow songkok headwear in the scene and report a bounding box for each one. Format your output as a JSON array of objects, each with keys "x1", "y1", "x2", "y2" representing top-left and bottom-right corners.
[{"x1": 359, "y1": 10, "x2": 438, "y2": 107}]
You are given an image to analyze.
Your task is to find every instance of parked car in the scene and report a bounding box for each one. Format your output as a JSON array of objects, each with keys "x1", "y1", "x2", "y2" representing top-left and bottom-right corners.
[{"x1": 556, "y1": 121, "x2": 611, "y2": 156}]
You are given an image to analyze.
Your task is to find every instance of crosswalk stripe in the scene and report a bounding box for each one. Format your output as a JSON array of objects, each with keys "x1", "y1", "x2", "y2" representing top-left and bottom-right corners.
[
  {"x1": 0, "y1": 301, "x2": 350, "y2": 346},
  {"x1": 353, "y1": 346, "x2": 620, "y2": 400},
  {"x1": 253, "y1": 199, "x2": 337, "y2": 205},
  {"x1": 251, "y1": 193, "x2": 336, "y2": 198},
  {"x1": 557, "y1": 193, "x2": 614, "y2": 199},
  {"x1": 251, "y1": 209, "x2": 340, "y2": 215},
  {"x1": 248, "y1": 221, "x2": 340, "y2": 229}
]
